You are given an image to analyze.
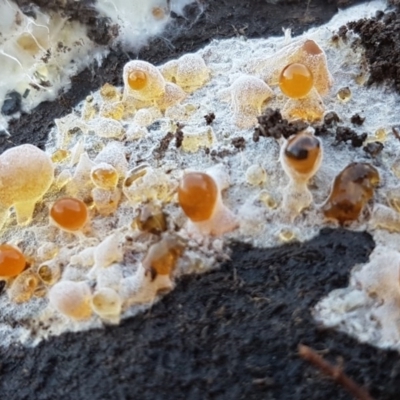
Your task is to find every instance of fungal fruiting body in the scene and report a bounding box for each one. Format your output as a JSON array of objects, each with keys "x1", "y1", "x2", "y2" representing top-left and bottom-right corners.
[
  {"x1": 281, "y1": 130, "x2": 322, "y2": 183},
  {"x1": 322, "y1": 163, "x2": 380, "y2": 224},
  {"x1": 223, "y1": 75, "x2": 274, "y2": 129},
  {"x1": 178, "y1": 170, "x2": 237, "y2": 236},
  {"x1": 279, "y1": 62, "x2": 325, "y2": 122},
  {"x1": 0, "y1": 244, "x2": 26, "y2": 278},
  {"x1": 280, "y1": 130, "x2": 322, "y2": 218},
  {"x1": 90, "y1": 163, "x2": 119, "y2": 190},
  {"x1": 123, "y1": 60, "x2": 166, "y2": 103},
  {"x1": 141, "y1": 236, "x2": 186, "y2": 295},
  {"x1": 160, "y1": 53, "x2": 210, "y2": 92},
  {"x1": 50, "y1": 197, "x2": 88, "y2": 232},
  {"x1": 0, "y1": 144, "x2": 54, "y2": 229},
  {"x1": 8, "y1": 270, "x2": 39, "y2": 303},
  {"x1": 279, "y1": 63, "x2": 313, "y2": 99},
  {"x1": 49, "y1": 281, "x2": 92, "y2": 320}
]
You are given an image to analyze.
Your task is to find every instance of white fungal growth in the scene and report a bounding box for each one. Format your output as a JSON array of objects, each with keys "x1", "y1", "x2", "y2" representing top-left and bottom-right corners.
[
  {"x1": 223, "y1": 75, "x2": 274, "y2": 129},
  {"x1": 0, "y1": 144, "x2": 54, "y2": 229},
  {"x1": 176, "y1": 54, "x2": 209, "y2": 90},
  {"x1": 48, "y1": 281, "x2": 92, "y2": 320},
  {"x1": 90, "y1": 117, "x2": 125, "y2": 139},
  {"x1": 123, "y1": 166, "x2": 172, "y2": 204},
  {"x1": 93, "y1": 233, "x2": 124, "y2": 269},
  {"x1": 92, "y1": 187, "x2": 122, "y2": 216}
]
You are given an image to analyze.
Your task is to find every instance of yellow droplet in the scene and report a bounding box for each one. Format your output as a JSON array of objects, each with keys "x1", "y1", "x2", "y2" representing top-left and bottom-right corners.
[
  {"x1": 279, "y1": 63, "x2": 313, "y2": 99},
  {"x1": 337, "y1": 87, "x2": 351, "y2": 102}
]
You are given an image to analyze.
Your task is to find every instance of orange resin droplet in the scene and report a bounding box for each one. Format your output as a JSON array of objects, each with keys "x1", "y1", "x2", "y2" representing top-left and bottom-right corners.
[
  {"x1": 284, "y1": 132, "x2": 321, "y2": 175},
  {"x1": 322, "y1": 163, "x2": 380, "y2": 224},
  {"x1": 128, "y1": 70, "x2": 147, "y2": 91},
  {"x1": 50, "y1": 197, "x2": 88, "y2": 231},
  {"x1": 279, "y1": 63, "x2": 313, "y2": 99},
  {"x1": 0, "y1": 244, "x2": 26, "y2": 277},
  {"x1": 178, "y1": 172, "x2": 218, "y2": 222}
]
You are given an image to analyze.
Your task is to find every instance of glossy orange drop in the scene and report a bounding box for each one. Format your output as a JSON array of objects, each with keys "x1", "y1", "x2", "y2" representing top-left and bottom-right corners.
[
  {"x1": 178, "y1": 172, "x2": 218, "y2": 222},
  {"x1": 322, "y1": 163, "x2": 380, "y2": 224},
  {"x1": 128, "y1": 70, "x2": 147, "y2": 91},
  {"x1": 284, "y1": 132, "x2": 321, "y2": 175},
  {"x1": 0, "y1": 244, "x2": 26, "y2": 278},
  {"x1": 279, "y1": 63, "x2": 313, "y2": 99},
  {"x1": 50, "y1": 198, "x2": 88, "y2": 231}
]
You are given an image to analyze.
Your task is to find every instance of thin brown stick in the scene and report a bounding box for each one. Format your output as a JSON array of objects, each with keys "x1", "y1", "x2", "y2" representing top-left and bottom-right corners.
[{"x1": 298, "y1": 344, "x2": 374, "y2": 400}]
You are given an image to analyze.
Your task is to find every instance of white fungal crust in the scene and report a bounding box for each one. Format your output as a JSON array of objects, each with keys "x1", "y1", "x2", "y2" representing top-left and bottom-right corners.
[
  {"x1": 123, "y1": 166, "x2": 172, "y2": 204},
  {"x1": 48, "y1": 281, "x2": 92, "y2": 320},
  {"x1": 92, "y1": 187, "x2": 121, "y2": 216},
  {"x1": 123, "y1": 60, "x2": 166, "y2": 102},
  {"x1": 0, "y1": 144, "x2": 54, "y2": 228},
  {"x1": 89, "y1": 117, "x2": 125, "y2": 139},
  {"x1": 228, "y1": 75, "x2": 274, "y2": 129}
]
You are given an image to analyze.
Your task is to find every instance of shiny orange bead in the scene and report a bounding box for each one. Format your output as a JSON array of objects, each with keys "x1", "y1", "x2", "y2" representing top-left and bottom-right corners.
[
  {"x1": 0, "y1": 244, "x2": 26, "y2": 278},
  {"x1": 178, "y1": 172, "x2": 218, "y2": 222},
  {"x1": 50, "y1": 198, "x2": 88, "y2": 231},
  {"x1": 284, "y1": 132, "x2": 321, "y2": 175},
  {"x1": 128, "y1": 70, "x2": 147, "y2": 91},
  {"x1": 279, "y1": 63, "x2": 313, "y2": 99}
]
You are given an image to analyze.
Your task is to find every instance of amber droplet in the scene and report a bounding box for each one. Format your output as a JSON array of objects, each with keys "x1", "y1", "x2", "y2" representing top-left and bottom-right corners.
[
  {"x1": 279, "y1": 63, "x2": 313, "y2": 99},
  {"x1": 50, "y1": 197, "x2": 88, "y2": 231},
  {"x1": 303, "y1": 40, "x2": 322, "y2": 55},
  {"x1": 0, "y1": 244, "x2": 26, "y2": 278},
  {"x1": 128, "y1": 70, "x2": 147, "y2": 91},
  {"x1": 150, "y1": 247, "x2": 182, "y2": 276},
  {"x1": 284, "y1": 132, "x2": 321, "y2": 175},
  {"x1": 152, "y1": 7, "x2": 166, "y2": 20},
  {"x1": 178, "y1": 172, "x2": 218, "y2": 222},
  {"x1": 322, "y1": 162, "x2": 380, "y2": 224}
]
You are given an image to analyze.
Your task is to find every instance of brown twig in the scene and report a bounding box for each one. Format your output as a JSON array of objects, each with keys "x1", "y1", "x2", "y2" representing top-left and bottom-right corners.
[
  {"x1": 298, "y1": 344, "x2": 374, "y2": 400},
  {"x1": 392, "y1": 127, "x2": 400, "y2": 141}
]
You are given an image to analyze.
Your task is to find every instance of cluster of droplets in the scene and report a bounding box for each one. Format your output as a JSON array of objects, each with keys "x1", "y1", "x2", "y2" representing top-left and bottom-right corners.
[{"x1": 0, "y1": 33, "x2": 394, "y2": 338}]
